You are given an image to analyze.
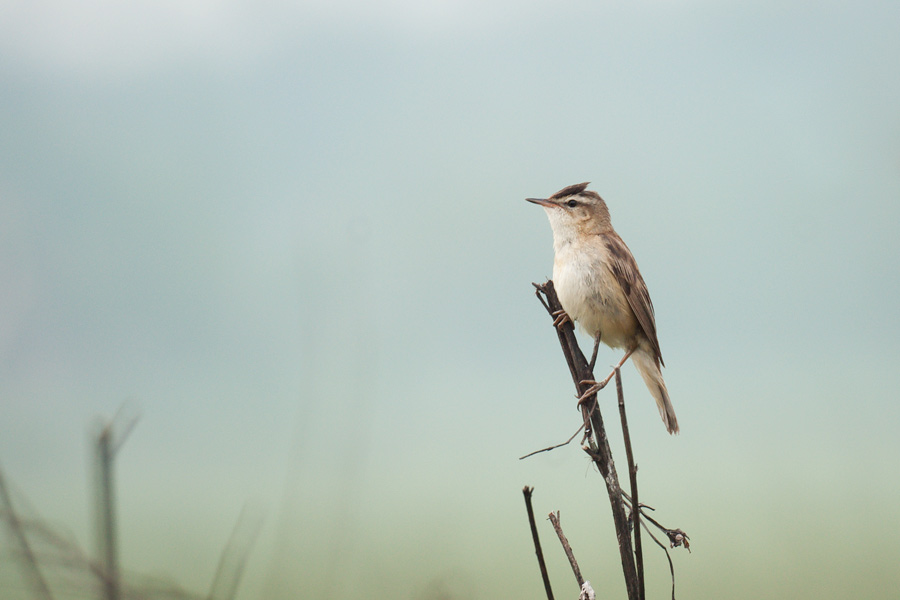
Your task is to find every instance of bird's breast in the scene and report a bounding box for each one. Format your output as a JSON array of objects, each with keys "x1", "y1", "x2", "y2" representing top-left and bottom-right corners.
[{"x1": 552, "y1": 246, "x2": 638, "y2": 349}]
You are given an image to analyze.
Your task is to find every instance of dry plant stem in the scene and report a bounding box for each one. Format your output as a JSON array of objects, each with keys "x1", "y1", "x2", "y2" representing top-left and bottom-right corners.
[
  {"x1": 620, "y1": 493, "x2": 690, "y2": 552},
  {"x1": 616, "y1": 369, "x2": 644, "y2": 600},
  {"x1": 582, "y1": 435, "x2": 638, "y2": 600},
  {"x1": 0, "y1": 466, "x2": 54, "y2": 600},
  {"x1": 620, "y1": 494, "x2": 688, "y2": 600},
  {"x1": 522, "y1": 487, "x2": 555, "y2": 600},
  {"x1": 533, "y1": 282, "x2": 595, "y2": 438},
  {"x1": 519, "y1": 422, "x2": 587, "y2": 460},
  {"x1": 534, "y1": 280, "x2": 639, "y2": 600},
  {"x1": 640, "y1": 522, "x2": 677, "y2": 600},
  {"x1": 548, "y1": 511, "x2": 584, "y2": 589},
  {"x1": 588, "y1": 336, "x2": 601, "y2": 372}
]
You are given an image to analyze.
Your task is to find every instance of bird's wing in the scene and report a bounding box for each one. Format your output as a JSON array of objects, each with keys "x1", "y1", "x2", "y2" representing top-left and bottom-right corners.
[{"x1": 603, "y1": 233, "x2": 664, "y2": 366}]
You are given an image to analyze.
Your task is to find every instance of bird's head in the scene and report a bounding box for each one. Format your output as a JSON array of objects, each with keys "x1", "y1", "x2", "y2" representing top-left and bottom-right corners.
[{"x1": 527, "y1": 182, "x2": 612, "y2": 239}]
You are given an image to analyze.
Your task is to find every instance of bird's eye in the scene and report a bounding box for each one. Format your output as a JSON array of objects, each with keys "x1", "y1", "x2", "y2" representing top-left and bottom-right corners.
[{"x1": 566, "y1": 199, "x2": 578, "y2": 208}]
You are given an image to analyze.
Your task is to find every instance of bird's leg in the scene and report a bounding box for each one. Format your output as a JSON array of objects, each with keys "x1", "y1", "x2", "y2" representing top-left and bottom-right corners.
[
  {"x1": 577, "y1": 347, "x2": 636, "y2": 406},
  {"x1": 551, "y1": 309, "x2": 571, "y2": 329},
  {"x1": 588, "y1": 333, "x2": 601, "y2": 373}
]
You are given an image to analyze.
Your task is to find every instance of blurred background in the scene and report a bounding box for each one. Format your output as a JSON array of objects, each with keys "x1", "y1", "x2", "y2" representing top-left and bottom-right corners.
[{"x1": 1, "y1": 0, "x2": 898, "y2": 598}]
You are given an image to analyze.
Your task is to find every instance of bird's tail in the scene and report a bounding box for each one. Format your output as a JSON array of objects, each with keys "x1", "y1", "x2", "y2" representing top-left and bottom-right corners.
[{"x1": 631, "y1": 347, "x2": 679, "y2": 434}]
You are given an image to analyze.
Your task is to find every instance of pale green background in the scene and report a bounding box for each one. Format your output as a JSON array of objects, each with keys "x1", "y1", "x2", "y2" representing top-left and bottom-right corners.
[{"x1": 1, "y1": 1, "x2": 898, "y2": 598}]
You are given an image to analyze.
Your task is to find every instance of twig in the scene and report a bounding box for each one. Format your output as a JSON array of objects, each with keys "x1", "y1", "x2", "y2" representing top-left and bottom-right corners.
[
  {"x1": 519, "y1": 422, "x2": 586, "y2": 460},
  {"x1": 535, "y1": 280, "x2": 639, "y2": 600},
  {"x1": 622, "y1": 495, "x2": 691, "y2": 553},
  {"x1": 208, "y1": 504, "x2": 264, "y2": 600},
  {"x1": 548, "y1": 511, "x2": 584, "y2": 589},
  {"x1": 616, "y1": 368, "x2": 644, "y2": 600},
  {"x1": 641, "y1": 522, "x2": 676, "y2": 600},
  {"x1": 533, "y1": 282, "x2": 595, "y2": 439},
  {"x1": 619, "y1": 492, "x2": 690, "y2": 600},
  {"x1": 0, "y1": 465, "x2": 54, "y2": 600},
  {"x1": 522, "y1": 487, "x2": 554, "y2": 600}
]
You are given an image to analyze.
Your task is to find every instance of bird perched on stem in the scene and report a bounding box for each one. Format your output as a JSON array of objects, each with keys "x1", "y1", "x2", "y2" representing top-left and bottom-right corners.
[{"x1": 527, "y1": 182, "x2": 678, "y2": 434}]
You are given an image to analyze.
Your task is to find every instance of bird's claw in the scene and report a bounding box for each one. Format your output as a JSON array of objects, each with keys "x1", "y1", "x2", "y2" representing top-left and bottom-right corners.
[
  {"x1": 551, "y1": 309, "x2": 571, "y2": 329},
  {"x1": 577, "y1": 381, "x2": 604, "y2": 405}
]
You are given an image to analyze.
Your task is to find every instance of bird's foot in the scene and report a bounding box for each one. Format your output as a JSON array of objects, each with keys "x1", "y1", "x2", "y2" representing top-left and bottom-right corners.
[
  {"x1": 576, "y1": 372, "x2": 615, "y2": 405},
  {"x1": 551, "y1": 309, "x2": 571, "y2": 329},
  {"x1": 577, "y1": 348, "x2": 638, "y2": 405}
]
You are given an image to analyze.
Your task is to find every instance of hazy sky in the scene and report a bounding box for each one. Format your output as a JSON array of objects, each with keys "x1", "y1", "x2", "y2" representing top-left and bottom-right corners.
[{"x1": 1, "y1": 1, "x2": 899, "y2": 598}]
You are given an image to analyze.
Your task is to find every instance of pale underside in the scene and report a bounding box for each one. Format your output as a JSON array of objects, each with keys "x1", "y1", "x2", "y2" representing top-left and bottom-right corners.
[{"x1": 552, "y1": 236, "x2": 640, "y2": 351}]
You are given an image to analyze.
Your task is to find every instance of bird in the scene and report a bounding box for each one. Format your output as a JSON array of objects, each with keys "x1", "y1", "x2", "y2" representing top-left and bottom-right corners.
[{"x1": 527, "y1": 182, "x2": 678, "y2": 434}]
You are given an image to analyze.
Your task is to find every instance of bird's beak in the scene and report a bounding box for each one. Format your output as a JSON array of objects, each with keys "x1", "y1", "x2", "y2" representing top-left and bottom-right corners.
[{"x1": 526, "y1": 197, "x2": 555, "y2": 208}]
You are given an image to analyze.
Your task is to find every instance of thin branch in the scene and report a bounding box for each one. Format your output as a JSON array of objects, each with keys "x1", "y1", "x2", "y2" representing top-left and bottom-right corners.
[
  {"x1": 623, "y1": 497, "x2": 691, "y2": 553},
  {"x1": 641, "y1": 522, "x2": 676, "y2": 600},
  {"x1": 533, "y1": 282, "x2": 595, "y2": 438},
  {"x1": 0, "y1": 465, "x2": 54, "y2": 600},
  {"x1": 535, "y1": 280, "x2": 639, "y2": 600},
  {"x1": 519, "y1": 422, "x2": 586, "y2": 460},
  {"x1": 548, "y1": 511, "x2": 584, "y2": 590},
  {"x1": 208, "y1": 504, "x2": 264, "y2": 600},
  {"x1": 616, "y1": 368, "x2": 644, "y2": 600},
  {"x1": 522, "y1": 487, "x2": 554, "y2": 600}
]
